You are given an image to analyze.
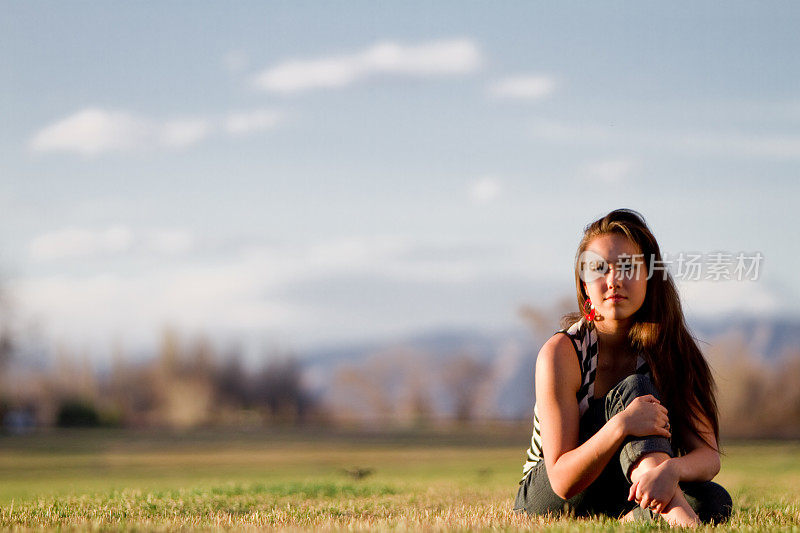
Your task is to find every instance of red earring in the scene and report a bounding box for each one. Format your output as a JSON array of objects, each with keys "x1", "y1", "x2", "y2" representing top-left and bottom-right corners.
[{"x1": 583, "y1": 299, "x2": 596, "y2": 322}]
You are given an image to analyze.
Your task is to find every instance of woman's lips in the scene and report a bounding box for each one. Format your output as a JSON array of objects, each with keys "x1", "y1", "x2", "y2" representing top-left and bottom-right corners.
[{"x1": 606, "y1": 296, "x2": 626, "y2": 302}]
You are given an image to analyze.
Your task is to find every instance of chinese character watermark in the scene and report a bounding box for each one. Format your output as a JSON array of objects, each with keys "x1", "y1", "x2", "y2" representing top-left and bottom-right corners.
[{"x1": 578, "y1": 250, "x2": 763, "y2": 282}]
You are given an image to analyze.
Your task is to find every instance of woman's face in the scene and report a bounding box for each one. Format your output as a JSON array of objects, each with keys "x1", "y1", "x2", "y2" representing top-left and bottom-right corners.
[{"x1": 580, "y1": 233, "x2": 647, "y2": 325}]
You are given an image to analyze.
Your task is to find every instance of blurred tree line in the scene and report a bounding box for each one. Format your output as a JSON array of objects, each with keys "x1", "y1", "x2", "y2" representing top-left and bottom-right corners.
[
  {"x1": 0, "y1": 293, "x2": 798, "y2": 437},
  {"x1": 326, "y1": 347, "x2": 495, "y2": 427},
  {"x1": 0, "y1": 328, "x2": 321, "y2": 430},
  {"x1": 706, "y1": 333, "x2": 800, "y2": 439}
]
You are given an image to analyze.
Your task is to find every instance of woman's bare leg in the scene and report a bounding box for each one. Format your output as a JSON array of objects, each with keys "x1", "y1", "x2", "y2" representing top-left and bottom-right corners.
[
  {"x1": 628, "y1": 452, "x2": 699, "y2": 527},
  {"x1": 660, "y1": 488, "x2": 700, "y2": 527}
]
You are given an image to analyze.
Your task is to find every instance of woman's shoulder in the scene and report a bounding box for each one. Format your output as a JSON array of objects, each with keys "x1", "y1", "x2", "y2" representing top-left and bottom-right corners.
[
  {"x1": 555, "y1": 317, "x2": 588, "y2": 350},
  {"x1": 541, "y1": 331, "x2": 575, "y2": 354},
  {"x1": 537, "y1": 325, "x2": 582, "y2": 371},
  {"x1": 535, "y1": 326, "x2": 583, "y2": 392}
]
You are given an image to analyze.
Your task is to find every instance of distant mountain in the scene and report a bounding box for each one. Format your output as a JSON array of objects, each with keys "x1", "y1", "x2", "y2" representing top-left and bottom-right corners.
[
  {"x1": 298, "y1": 316, "x2": 800, "y2": 422},
  {"x1": 689, "y1": 316, "x2": 800, "y2": 361}
]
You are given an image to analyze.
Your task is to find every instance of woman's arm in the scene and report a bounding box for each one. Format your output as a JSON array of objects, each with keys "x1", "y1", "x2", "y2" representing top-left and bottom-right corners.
[
  {"x1": 666, "y1": 410, "x2": 721, "y2": 482},
  {"x1": 537, "y1": 335, "x2": 669, "y2": 499},
  {"x1": 628, "y1": 407, "x2": 720, "y2": 510}
]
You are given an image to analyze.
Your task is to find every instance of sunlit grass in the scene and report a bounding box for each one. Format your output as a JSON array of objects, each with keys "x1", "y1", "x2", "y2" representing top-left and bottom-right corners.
[{"x1": 0, "y1": 430, "x2": 797, "y2": 530}]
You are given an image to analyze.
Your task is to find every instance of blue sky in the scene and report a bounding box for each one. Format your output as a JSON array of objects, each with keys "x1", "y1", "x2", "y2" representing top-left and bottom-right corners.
[{"x1": 1, "y1": 2, "x2": 798, "y2": 356}]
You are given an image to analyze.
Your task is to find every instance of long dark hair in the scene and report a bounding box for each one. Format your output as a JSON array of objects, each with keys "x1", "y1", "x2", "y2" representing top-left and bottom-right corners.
[{"x1": 561, "y1": 208, "x2": 719, "y2": 453}]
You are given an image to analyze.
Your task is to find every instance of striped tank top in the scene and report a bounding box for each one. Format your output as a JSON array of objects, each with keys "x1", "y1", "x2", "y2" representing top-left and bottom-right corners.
[{"x1": 520, "y1": 317, "x2": 651, "y2": 481}]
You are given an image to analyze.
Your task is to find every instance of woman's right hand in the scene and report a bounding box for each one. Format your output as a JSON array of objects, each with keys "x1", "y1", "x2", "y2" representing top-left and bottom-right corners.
[{"x1": 618, "y1": 395, "x2": 671, "y2": 438}]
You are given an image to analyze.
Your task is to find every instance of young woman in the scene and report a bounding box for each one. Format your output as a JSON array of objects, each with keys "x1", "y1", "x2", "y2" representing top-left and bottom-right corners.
[{"x1": 513, "y1": 209, "x2": 732, "y2": 526}]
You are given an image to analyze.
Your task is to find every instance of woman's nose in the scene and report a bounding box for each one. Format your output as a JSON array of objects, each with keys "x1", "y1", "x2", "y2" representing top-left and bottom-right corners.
[{"x1": 605, "y1": 269, "x2": 621, "y2": 288}]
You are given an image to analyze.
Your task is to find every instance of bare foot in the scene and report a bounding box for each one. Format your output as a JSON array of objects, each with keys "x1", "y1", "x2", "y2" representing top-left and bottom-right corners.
[
  {"x1": 620, "y1": 506, "x2": 656, "y2": 524},
  {"x1": 620, "y1": 508, "x2": 636, "y2": 523},
  {"x1": 658, "y1": 490, "x2": 699, "y2": 528}
]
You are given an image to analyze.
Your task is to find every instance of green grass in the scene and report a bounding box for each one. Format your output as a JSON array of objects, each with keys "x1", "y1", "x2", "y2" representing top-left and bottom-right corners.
[{"x1": 0, "y1": 429, "x2": 797, "y2": 530}]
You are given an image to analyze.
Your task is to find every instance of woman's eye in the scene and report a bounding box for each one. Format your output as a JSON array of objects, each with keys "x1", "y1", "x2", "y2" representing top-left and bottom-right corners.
[{"x1": 590, "y1": 261, "x2": 608, "y2": 272}]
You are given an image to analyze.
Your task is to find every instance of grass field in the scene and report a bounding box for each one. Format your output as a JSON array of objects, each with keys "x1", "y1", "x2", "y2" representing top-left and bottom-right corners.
[{"x1": 0, "y1": 427, "x2": 798, "y2": 530}]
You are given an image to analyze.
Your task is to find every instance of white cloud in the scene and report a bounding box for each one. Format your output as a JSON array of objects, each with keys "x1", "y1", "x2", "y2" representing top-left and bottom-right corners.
[
  {"x1": 29, "y1": 226, "x2": 196, "y2": 261},
  {"x1": 252, "y1": 38, "x2": 481, "y2": 94},
  {"x1": 678, "y1": 280, "x2": 784, "y2": 317},
  {"x1": 305, "y1": 236, "x2": 410, "y2": 270},
  {"x1": 488, "y1": 75, "x2": 556, "y2": 100},
  {"x1": 30, "y1": 109, "x2": 211, "y2": 156},
  {"x1": 30, "y1": 107, "x2": 286, "y2": 156},
  {"x1": 298, "y1": 235, "x2": 521, "y2": 284},
  {"x1": 12, "y1": 235, "x2": 538, "y2": 349},
  {"x1": 29, "y1": 109, "x2": 151, "y2": 156},
  {"x1": 361, "y1": 39, "x2": 480, "y2": 75},
  {"x1": 10, "y1": 241, "x2": 368, "y2": 349},
  {"x1": 159, "y1": 118, "x2": 211, "y2": 148},
  {"x1": 529, "y1": 119, "x2": 617, "y2": 144},
  {"x1": 224, "y1": 109, "x2": 281, "y2": 135},
  {"x1": 468, "y1": 177, "x2": 502, "y2": 204},
  {"x1": 9, "y1": 269, "x2": 298, "y2": 349},
  {"x1": 146, "y1": 229, "x2": 195, "y2": 255},
  {"x1": 29, "y1": 226, "x2": 134, "y2": 261},
  {"x1": 579, "y1": 157, "x2": 638, "y2": 184},
  {"x1": 257, "y1": 57, "x2": 360, "y2": 92}
]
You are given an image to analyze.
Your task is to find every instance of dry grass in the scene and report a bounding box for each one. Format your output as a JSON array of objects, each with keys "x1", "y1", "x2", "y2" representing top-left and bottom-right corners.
[{"x1": 0, "y1": 430, "x2": 797, "y2": 530}]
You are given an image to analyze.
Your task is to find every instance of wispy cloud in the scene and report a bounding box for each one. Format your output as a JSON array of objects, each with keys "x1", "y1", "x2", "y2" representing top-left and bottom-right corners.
[
  {"x1": 678, "y1": 132, "x2": 800, "y2": 159},
  {"x1": 529, "y1": 119, "x2": 800, "y2": 160},
  {"x1": 29, "y1": 226, "x2": 195, "y2": 261},
  {"x1": 29, "y1": 226, "x2": 134, "y2": 261},
  {"x1": 488, "y1": 75, "x2": 557, "y2": 100},
  {"x1": 529, "y1": 119, "x2": 617, "y2": 145},
  {"x1": 9, "y1": 270, "x2": 299, "y2": 347},
  {"x1": 224, "y1": 109, "x2": 282, "y2": 135},
  {"x1": 15, "y1": 231, "x2": 783, "y2": 350},
  {"x1": 30, "y1": 109, "x2": 153, "y2": 156},
  {"x1": 252, "y1": 38, "x2": 481, "y2": 94},
  {"x1": 159, "y1": 118, "x2": 212, "y2": 148},
  {"x1": 31, "y1": 108, "x2": 281, "y2": 156},
  {"x1": 12, "y1": 234, "x2": 536, "y2": 348},
  {"x1": 468, "y1": 177, "x2": 503, "y2": 204},
  {"x1": 579, "y1": 157, "x2": 638, "y2": 184},
  {"x1": 146, "y1": 229, "x2": 195, "y2": 255},
  {"x1": 678, "y1": 279, "x2": 784, "y2": 317},
  {"x1": 30, "y1": 109, "x2": 212, "y2": 156}
]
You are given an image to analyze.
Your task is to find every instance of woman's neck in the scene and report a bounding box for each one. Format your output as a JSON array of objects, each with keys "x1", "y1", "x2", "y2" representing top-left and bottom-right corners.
[{"x1": 594, "y1": 319, "x2": 632, "y2": 351}]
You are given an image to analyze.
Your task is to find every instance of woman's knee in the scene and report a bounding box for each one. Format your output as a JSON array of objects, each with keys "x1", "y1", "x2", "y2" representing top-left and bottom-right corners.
[
  {"x1": 604, "y1": 374, "x2": 662, "y2": 419},
  {"x1": 608, "y1": 374, "x2": 663, "y2": 412},
  {"x1": 618, "y1": 373, "x2": 658, "y2": 397}
]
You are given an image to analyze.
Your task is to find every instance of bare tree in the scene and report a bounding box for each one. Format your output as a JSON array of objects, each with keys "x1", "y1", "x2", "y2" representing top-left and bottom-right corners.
[
  {"x1": 441, "y1": 353, "x2": 490, "y2": 424},
  {"x1": 254, "y1": 356, "x2": 312, "y2": 423},
  {"x1": 518, "y1": 296, "x2": 575, "y2": 340},
  {"x1": 0, "y1": 286, "x2": 15, "y2": 377}
]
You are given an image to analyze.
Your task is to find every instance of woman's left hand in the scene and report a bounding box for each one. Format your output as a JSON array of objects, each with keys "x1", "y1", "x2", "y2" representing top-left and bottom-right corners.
[{"x1": 628, "y1": 460, "x2": 680, "y2": 513}]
